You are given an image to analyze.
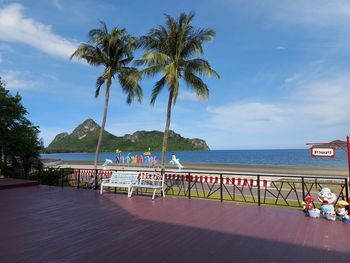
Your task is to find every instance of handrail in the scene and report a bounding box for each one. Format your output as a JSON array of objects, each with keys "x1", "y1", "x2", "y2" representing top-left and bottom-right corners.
[{"x1": 34, "y1": 167, "x2": 349, "y2": 208}]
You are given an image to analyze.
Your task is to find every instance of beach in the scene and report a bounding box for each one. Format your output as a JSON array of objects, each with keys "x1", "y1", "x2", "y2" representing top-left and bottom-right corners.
[{"x1": 56, "y1": 160, "x2": 349, "y2": 177}]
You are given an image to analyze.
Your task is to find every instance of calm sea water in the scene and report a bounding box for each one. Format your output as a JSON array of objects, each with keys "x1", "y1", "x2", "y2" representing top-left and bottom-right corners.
[{"x1": 41, "y1": 149, "x2": 348, "y2": 168}]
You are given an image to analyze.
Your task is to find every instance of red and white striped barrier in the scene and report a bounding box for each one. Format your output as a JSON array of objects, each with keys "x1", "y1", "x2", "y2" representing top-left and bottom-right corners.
[
  {"x1": 72, "y1": 170, "x2": 270, "y2": 187},
  {"x1": 140, "y1": 172, "x2": 271, "y2": 187},
  {"x1": 73, "y1": 169, "x2": 113, "y2": 178}
]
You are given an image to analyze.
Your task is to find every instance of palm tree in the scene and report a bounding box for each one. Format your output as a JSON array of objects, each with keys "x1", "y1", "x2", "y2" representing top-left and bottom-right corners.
[
  {"x1": 135, "y1": 12, "x2": 219, "y2": 167},
  {"x1": 71, "y1": 22, "x2": 142, "y2": 169}
]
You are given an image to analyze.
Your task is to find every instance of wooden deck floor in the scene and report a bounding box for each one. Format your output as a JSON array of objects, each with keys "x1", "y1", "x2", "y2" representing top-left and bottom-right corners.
[
  {"x1": 0, "y1": 178, "x2": 38, "y2": 190},
  {"x1": 0, "y1": 185, "x2": 349, "y2": 263}
]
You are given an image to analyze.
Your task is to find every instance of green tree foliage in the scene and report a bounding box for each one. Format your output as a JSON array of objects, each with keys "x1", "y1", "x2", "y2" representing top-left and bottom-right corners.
[
  {"x1": 134, "y1": 12, "x2": 220, "y2": 167},
  {"x1": 0, "y1": 77, "x2": 42, "y2": 177},
  {"x1": 71, "y1": 21, "x2": 142, "y2": 169}
]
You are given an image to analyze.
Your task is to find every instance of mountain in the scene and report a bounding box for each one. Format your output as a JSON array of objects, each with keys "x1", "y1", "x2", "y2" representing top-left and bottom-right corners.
[{"x1": 45, "y1": 119, "x2": 210, "y2": 153}]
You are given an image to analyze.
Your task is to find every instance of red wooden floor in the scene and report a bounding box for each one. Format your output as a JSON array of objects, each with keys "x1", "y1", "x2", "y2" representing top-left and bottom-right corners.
[
  {"x1": 0, "y1": 178, "x2": 38, "y2": 190},
  {"x1": 0, "y1": 185, "x2": 349, "y2": 263}
]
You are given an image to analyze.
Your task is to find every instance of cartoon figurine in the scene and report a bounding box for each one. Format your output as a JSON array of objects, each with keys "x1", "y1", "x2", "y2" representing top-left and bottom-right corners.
[
  {"x1": 318, "y1": 188, "x2": 337, "y2": 221},
  {"x1": 144, "y1": 149, "x2": 151, "y2": 165},
  {"x1": 125, "y1": 153, "x2": 131, "y2": 165},
  {"x1": 137, "y1": 155, "x2": 144, "y2": 165},
  {"x1": 115, "y1": 149, "x2": 122, "y2": 164},
  {"x1": 335, "y1": 200, "x2": 350, "y2": 222},
  {"x1": 131, "y1": 155, "x2": 137, "y2": 165},
  {"x1": 150, "y1": 156, "x2": 157, "y2": 166},
  {"x1": 169, "y1": 153, "x2": 184, "y2": 170},
  {"x1": 144, "y1": 155, "x2": 150, "y2": 165},
  {"x1": 303, "y1": 196, "x2": 320, "y2": 218}
]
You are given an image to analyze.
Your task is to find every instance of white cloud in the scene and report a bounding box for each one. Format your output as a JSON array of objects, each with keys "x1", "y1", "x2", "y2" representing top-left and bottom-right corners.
[
  {"x1": 206, "y1": 68, "x2": 350, "y2": 143},
  {"x1": 52, "y1": 0, "x2": 63, "y2": 10},
  {"x1": 178, "y1": 90, "x2": 201, "y2": 102},
  {"x1": 0, "y1": 43, "x2": 14, "y2": 52},
  {"x1": 248, "y1": 0, "x2": 350, "y2": 29},
  {"x1": 1, "y1": 70, "x2": 37, "y2": 90},
  {"x1": 207, "y1": 102, "x2": 286, "y2": 133},
  {"x1": 0, "y1": 3, "x2": 77, "y2": 59}
]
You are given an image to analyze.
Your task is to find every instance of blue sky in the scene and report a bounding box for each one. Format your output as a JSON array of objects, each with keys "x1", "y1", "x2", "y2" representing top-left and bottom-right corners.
[{"x1": 1, "y1": 0, "x2": 350, "y2": 149}]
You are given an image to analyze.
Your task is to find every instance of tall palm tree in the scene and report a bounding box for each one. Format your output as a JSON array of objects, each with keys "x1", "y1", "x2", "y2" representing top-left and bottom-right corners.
[
  {"x1": 71, "y1": 22, "x2": 142, "y2": 169},
  {"x1": 135, "y1": 12, "x2": 219, "y2": 167}
]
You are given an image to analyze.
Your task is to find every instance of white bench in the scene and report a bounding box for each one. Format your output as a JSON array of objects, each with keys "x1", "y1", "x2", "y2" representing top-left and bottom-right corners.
[
  {"x1": 100, "y1": 171, "x2": 139, "y2": 197},
  {"x1": 130, "y1": 173, "x2": 165, "y2": 200}
]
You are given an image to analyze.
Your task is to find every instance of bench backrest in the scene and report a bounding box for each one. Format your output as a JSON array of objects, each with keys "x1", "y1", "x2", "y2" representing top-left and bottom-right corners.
[
  {"x1": 109, "y1": 171, "x2": 139, "y2": 185},
  {"x1": 138, "y1": 173, "x2": 164, "y2": 187}
]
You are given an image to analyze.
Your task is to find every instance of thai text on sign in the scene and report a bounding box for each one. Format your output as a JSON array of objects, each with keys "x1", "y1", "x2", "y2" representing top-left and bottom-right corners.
[{"x1": 310, "y1": 147, "x2": 336, "y2": 158}]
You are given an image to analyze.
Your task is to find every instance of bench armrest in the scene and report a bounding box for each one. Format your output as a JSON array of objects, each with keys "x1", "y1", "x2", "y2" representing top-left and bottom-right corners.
[{"x1": 101, "y1": 178, "x2": 110, "y2": 184}]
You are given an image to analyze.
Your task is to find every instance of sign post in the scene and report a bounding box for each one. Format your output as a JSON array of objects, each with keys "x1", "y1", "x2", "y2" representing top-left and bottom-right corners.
[
  {"x1": 347, "y1": 136, "x2": 350, "y2": 197},
  {"x1": 307, "y1": 136, "x2": 350, "y2": 203}
]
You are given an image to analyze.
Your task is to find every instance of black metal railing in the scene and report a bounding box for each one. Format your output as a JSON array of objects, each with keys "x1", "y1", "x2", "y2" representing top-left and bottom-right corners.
[{"x1": 11, "y1": 167, "x2": 349, "y2": 208}]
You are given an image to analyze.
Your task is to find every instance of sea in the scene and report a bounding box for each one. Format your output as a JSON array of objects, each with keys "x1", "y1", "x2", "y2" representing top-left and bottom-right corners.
[{"x1": 41, "y1": 149, "x2": 348, "y2": 168}]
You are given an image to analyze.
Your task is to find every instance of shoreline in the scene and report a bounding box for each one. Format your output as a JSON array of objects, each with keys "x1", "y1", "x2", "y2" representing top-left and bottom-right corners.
[{"x1": 53, "y1": 160, "x2": 349, "y2": 177}]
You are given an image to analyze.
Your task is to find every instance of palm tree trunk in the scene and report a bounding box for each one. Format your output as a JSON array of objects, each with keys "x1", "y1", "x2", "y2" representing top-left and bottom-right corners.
[
  {"x1": 93, "y1": 82, "x2": 111, "y2": 170},
  {"x1": 161, "y1": 91, "x2": 173, "y2": 168}
]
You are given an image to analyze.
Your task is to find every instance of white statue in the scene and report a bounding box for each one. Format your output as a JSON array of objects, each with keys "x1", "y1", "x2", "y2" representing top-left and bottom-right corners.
[
  {"x1": 169, "y1": 154, "x2": 183, "y2": 170},
  {"x1": 102, "y1": 158, "x2": 113, "y2": 169}
]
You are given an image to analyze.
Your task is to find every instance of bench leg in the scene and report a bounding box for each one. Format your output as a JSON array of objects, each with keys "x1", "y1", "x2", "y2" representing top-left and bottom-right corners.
[
  {"x1": 162, "y1": 187, "x2": 165, "y2": 197},
  {"x1": 152, "y1": 189, "x2": 157, "y2": 200},
  {"x1": 100, "y1": 185, "x2": 103, "y2": 194},
  {"x1": 128, "y1": 187, "x2": 134, "y2": 198}
]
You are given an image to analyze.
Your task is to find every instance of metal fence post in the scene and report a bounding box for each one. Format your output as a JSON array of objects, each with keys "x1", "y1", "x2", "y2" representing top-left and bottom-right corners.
[
  {"x1": 301, "y1": 177, "x2": 305, "y2": 199},
  {"x1": 49, "y1": 168, "x2": 53, "y2": 186},
  {"x1": 77, "y1": 169, "x2": 80, "y2": 189},
  {"x1": 188, "y1": 172, "x2": 191, "y2": 199},
  {"x1": 220, "y1": 173, "x2": 223, "y2": 202},
  {"x1": 345, "y1": 178, "x2": 349, "y2": 202},
  {"x1": 257, "y1": 175, "x2": 261, "y2": 206},
  {"x1": 38, "y1": 167, "x2": 42, "y2": 184},
  {"x1": 94, "y1": 169, "x2": 98, "y2": 190},
  {"x1": 61, "y1": 168, "x2": 64, "y2": 187}
]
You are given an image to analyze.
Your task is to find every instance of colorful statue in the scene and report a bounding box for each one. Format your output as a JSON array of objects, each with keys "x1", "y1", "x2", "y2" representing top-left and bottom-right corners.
[
  {"x1": 115, "y1": 149, "x2": 122, "y2": 164},
  {"x1": 102, "y1": 159, "x2": 113, "y2": 170},
  {"x1": 335, "y1": 200, "x2": 350, "y2": 222},
  {"x1": 125, "y1": 153, "x2": 131, "y2": 164},
  {"x1": 131, "y1": 155, "x2": 137, "y2": 165},
  {"x1": 318, "y1": 188, "x2": 337, "y2": 221},
  {"x1": 169, "y1": 153, "x2": 183, "y2": 170},
  {"x1": 137, "y1": 155, "x2": 144, "y2": 165},
  {"x1": 144, "y1": 148, "x2": 151, "y2": 165},
  {"x1": 150, "y1": 156, "x2": 157, "y2": 166},
  {"x1": 302, "y1": 196, "x2": 320, "y2": 218}
]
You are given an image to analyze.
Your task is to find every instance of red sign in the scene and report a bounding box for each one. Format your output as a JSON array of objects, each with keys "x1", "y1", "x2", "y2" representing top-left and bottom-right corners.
[{"x1": 310, "y1": 146, "x2": 336, "y2": 158}]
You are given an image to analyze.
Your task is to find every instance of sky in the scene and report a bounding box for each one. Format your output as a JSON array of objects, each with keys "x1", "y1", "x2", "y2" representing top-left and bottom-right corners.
[{"x1": 1, "y1": 0, "x2": 350, "y2": 150}]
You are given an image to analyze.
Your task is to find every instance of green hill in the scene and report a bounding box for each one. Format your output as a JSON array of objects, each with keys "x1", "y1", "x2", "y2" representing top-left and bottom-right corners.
[{"x1": 44, "y1": 119, "x2": 209, "y2": 153}]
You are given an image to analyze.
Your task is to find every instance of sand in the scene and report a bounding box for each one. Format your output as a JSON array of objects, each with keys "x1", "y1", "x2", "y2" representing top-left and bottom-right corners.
[{"x1": 56, "y1": 160, "x2": 349, "y2": 178}]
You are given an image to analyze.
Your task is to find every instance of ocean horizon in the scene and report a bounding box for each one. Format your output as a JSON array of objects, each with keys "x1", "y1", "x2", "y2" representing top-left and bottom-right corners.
[{"x1": 41, "y1": 149, "x2": 348, "y2": 168}]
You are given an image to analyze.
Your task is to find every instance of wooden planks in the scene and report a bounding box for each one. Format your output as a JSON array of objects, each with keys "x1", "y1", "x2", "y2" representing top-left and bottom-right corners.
[
  {"x1": 0, "y1": 178, "x2": 38, "y2": 190},
  {"x1": 0, "y1": 186, "x2": 349, "y2": 262}
]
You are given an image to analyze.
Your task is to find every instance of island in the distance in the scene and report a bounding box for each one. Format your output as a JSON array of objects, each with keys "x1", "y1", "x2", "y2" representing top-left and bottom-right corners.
[{"x1": 44, "y1": 119, "x2": 210, "y2": 153}]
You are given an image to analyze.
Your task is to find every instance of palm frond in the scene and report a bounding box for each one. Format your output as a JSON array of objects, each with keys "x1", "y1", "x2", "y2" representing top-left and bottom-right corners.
[
  {"x1": 183, "y1": 71, "x2": 209, "y2": 100},
  {"x1": 184, "y1": 58, "x2": 220, "y2": 79},
  {"x1": 70, "y1": 44, "x2": 105, "y2": 66},
  {"x1": 150, "y1": 76, "x2": 166, "y2": 105},
  {"x1": 118, "y1": 67, "x2": 143, "y2": 104},
  {"x1": 95, "y1": 75, "x2": 105, "y2": 98}
]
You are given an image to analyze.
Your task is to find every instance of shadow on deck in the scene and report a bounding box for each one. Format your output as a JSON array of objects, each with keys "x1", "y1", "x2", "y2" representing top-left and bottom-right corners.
[{"x1": 0, "y1": 185, "x2": 349, "y2": 262}]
